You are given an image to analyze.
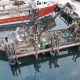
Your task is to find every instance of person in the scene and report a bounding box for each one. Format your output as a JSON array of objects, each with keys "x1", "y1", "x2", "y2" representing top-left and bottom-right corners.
[
  {"x1": 5, "y1": 37, "x2": 8, "y2": 42},
  {"x1": 3, "y1": 5, "x2": 5, "y2": 9}
]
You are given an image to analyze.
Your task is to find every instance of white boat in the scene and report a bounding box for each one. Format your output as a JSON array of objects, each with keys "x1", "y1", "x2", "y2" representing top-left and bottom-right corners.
[{"x1": 0, "y1": 0, "x2": 57, "y2": 26}]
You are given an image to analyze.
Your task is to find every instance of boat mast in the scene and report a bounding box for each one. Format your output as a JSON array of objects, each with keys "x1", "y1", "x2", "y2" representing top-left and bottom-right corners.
[{"x1": 29, "y1": 0, "x2": 39, "y2": 60}]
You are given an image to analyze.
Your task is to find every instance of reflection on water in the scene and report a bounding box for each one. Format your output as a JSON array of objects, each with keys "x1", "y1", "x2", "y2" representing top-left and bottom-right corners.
[
  {"x1": 68, "y1": 47, "x2": 80, "y2": 62},
  {"x1": 0, "y1": 46, "x2": 80, "y2": 80},
  {"x1": 0, "y1": 46, "x2": 79, "y2": 80}
]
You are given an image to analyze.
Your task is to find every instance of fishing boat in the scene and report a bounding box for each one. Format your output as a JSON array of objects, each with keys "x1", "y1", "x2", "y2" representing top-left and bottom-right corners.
[{"x1": 0, "y1": 0, "x2": 57, "y2": 26}]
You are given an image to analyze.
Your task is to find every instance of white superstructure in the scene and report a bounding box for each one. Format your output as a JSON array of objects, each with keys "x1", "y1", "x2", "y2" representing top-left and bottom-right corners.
[{"x1": 0, "y1": 0, "x2": 56, "y2": 19}]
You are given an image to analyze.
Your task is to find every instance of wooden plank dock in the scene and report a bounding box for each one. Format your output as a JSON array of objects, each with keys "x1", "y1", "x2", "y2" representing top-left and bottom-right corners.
[
  {"x1": 10, "y1": 41, "x2": 80, "y2": 59},
  {"x1": 0, "y1": 29, "x2": 80, "y2": 60}
]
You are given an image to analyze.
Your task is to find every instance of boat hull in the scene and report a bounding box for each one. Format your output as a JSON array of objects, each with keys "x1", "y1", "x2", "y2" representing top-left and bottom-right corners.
[{"x1": 0, "y1": 4, "x2": 57, "y2": 26}]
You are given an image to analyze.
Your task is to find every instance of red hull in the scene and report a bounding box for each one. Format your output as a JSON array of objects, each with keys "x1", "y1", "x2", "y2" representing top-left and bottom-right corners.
[{"x1": 0, "y1": 4, "x2": 57, "y2": 24}]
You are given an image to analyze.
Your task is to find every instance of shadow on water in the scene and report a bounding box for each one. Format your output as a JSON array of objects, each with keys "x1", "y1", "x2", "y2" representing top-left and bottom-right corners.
[
  {"x1": 8, "y1": 46, "x2": 80, "y2": 77},
  {"x1": 0, "y1": 50, "x2": 8, "y2": 61},
  {"x1": 0, "y1": 46, "x2": 80, "y2": 77},
  {"x1": 68, "y1": 46, "x2": 80, "y2": 62}
]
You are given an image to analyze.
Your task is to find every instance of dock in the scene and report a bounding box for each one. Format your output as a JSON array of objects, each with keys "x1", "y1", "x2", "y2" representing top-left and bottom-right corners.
[
  {"x1": 0, "y1": 29, "x2": 80, "y2": 60},
  {"x1": 10, "y1": 41, "x2": 80, "y2": 59},
  {"x1": 0, "y1": 2, "x2": 80, "y2": 66}
]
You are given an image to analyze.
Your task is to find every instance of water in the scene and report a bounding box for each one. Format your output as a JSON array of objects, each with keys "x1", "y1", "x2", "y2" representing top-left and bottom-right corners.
[
  {"x1": 0, "y1": 13, "x2": 80, "y2": 80},
  {"x1": 0, "y1": 48, "x2": 80, "y2": 80}
]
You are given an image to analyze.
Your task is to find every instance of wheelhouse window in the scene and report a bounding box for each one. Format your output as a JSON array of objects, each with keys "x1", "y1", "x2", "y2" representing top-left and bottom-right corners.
[
  {"x1": 44, "y1": 2, "x2": 47, "y2": 4},
  {"x1": 37, "y1": 1, "x2": 41, "y2": 5}
]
